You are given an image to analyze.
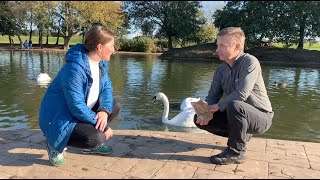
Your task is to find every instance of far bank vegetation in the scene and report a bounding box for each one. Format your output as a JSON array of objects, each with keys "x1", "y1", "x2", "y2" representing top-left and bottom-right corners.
[{"x1": 1, "y1": 1, "x2": 320, "y2": 52}]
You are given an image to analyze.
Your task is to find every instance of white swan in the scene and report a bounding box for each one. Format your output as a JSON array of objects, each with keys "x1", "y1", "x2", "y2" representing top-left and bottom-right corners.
[
  {"x1": 180, "y1": 97, "x2": 200, "y2": 111},
  {"x1": 152, "y1": 92, "x2": 198, "y2": 128},
  {"x1": 37, "y1": 73, "x2": 51, "y2": 83}
]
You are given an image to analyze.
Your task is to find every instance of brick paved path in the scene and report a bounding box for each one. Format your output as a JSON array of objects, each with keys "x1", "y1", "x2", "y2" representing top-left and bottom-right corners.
[{"x1": 0, "y1": 129, "x2": 319, "y2": 178}]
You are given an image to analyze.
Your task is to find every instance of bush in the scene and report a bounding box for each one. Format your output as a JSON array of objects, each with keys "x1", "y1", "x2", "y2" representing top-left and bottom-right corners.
[{"x1": 118, "y1": 36, "x2": 156, "y2": 53}]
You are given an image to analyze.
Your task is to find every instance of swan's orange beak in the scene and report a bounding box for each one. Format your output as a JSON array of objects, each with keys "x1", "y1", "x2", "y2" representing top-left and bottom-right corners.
[{"x1": 152, "y1": 96, "x2": 156, "y2": 104}]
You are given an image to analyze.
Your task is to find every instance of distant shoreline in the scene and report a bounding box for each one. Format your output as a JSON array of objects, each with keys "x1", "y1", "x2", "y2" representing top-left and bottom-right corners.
[
  {"x1": 1, "y1": 44, "x2": 320, "y2": 68},
  {"x1": 0, "y1": 44, "x2": 163, "y2": 55}
]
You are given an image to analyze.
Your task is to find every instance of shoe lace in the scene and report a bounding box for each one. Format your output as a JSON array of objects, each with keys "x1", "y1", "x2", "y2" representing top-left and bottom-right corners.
[{"x1": 93, "y1": 145, "x2": 102, "y2": 151}]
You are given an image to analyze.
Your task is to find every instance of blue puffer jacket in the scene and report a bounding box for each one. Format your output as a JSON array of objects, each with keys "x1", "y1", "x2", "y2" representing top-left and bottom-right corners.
[{"x1": 39, "y1": 44, "x2": 114, "y2": 153}]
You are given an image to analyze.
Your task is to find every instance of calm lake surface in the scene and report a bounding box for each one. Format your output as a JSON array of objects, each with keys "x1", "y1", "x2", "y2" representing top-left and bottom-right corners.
[{"x1": 0, "y1": 50, "x2": 320, "y2": 143}]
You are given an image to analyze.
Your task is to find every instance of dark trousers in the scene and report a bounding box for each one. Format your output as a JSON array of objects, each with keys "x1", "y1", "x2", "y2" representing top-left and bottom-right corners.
[
  {"x1": 67, "y1": 101, "x2": 121, "y2": 149},
  {"x1": 194, "y1": 100, "x2": 273, "y2": 154}
]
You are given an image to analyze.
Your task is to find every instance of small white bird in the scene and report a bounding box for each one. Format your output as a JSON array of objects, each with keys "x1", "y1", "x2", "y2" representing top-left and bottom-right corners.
[
  {"x1": 152, "y1": 92, "x2": 198, "y2": 128},
  {"x1": 37, "y1": 73, "x2": 51, "y2": 83}
]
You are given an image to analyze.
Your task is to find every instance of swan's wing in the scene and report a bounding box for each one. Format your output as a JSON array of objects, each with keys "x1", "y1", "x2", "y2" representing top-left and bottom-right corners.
[
  {"x1": 167, "y1": 108, "x2": 196, "y2": 127},
  {"x1": 180, "y1": 97, "x2": 200, "y2": 111}
]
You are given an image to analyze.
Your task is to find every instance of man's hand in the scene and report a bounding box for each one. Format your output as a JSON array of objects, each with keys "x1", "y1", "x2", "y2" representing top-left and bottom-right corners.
[
  {"x1": 103, "y1": 127, "x2": 113, "y2": 140},
  {"x1": 196, "y1": 114, "x2": 210, "y2": 126},
  {"x1": 207, "y1": 104, "x2": 219, "y2": 113},
  {"x1": 94, "y1": 111, "x2": 109, "y2": 131}
]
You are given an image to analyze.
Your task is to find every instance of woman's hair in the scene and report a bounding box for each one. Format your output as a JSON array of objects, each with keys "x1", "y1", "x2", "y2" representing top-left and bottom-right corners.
[
  {"x1": 217, "y1": 27, "x2": 245, "y2": 51},
  {"x1": 84, "y1": 26, "x2": 115, "y2": 52}
]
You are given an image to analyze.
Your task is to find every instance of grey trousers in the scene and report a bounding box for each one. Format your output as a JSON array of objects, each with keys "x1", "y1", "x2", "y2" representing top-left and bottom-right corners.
[{"x1": 194, "y1": 100, "x2": 273, "y2": 154}]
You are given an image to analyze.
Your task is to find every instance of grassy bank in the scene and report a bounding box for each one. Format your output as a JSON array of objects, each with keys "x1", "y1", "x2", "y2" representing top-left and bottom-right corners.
[
  {"x1": 0, "y1": 35, "x2": 83, "y2": 45},
  {"x1": 273, "y1": 42, "x2": 320, "y2": 51}
]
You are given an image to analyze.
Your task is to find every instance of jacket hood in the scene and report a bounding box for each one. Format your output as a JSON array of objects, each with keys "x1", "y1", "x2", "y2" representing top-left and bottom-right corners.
[{"x1": 65, "y1": 44, "x2": 108, "y2": 74}]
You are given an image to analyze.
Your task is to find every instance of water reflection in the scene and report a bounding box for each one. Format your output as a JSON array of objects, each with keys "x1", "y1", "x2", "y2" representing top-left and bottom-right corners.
[{"x1": 0, "y1": 51, "x2": 319, "y2": 143}]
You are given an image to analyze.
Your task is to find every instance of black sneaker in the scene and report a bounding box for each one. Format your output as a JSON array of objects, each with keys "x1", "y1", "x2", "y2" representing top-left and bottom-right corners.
[{"x1": 210, "y1": 147, "x2": 245, "y2": 165}]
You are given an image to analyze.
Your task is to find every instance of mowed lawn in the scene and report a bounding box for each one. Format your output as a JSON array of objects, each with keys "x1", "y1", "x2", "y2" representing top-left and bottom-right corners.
[
  {"x1": 1, "y1": 35, "x2": 320, "y2": 51},
  {"x1": 0, "y1": 35, "x2": 83, "y2": 46},
  {"x1": 273, "y1": 42, "x2": 320, "y2": 51}
]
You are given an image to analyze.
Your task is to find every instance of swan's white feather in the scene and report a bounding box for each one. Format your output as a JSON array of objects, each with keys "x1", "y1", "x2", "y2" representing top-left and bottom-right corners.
[
  {"x1": 154, "y1": 92, "x2": 197, "y2": 128},
  {"x1": 180, "y1": 97, "x2": 200, "y2": 111},
  {"x1": 37, "y1": 73, "x2": 51, "y2": 83}
]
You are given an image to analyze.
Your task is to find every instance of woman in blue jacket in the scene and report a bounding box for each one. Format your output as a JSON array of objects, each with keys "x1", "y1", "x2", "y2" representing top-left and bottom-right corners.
[{"x1": 39, "y1": 26, "x2": 120, "y2": 166}]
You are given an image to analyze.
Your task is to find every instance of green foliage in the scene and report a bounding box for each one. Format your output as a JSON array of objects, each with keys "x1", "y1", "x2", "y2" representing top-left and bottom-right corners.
[
  {"x1": 119, "y1": 36, "x2": 156, "y2": 53},
  {"x1": 213, "y1": 1, "x2": 320, "y2": 49},
  {"x1": 194, "y1": 25, "x2": 217, "y2": 44},
  {"x1": 124, "y1": 1, "x2": 205, "y2": 49}
]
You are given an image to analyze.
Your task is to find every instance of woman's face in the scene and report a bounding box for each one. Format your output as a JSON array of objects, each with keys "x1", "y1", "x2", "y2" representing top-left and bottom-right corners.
[{"x1": 98, "y1": 38, "x2": 115, "y2": 61}]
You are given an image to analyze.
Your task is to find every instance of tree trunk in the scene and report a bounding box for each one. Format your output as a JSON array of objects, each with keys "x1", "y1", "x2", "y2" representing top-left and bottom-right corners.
[
  {"x1": 11, "y1": 38, "x2": 15, "y2": 47},
  {"x1": 17, "y1": 35, "x2": 23, "y2": 48},
  {"x1": 56, "y1": 28, "x2": 60, "y2": 45},
  {"x1": 39, "y1": 25, "x2": 43, "y2": 49},
  {"x1": 168, "y1": 36, "x2": 173, "y2": 50},
  {"x1": 29, "y1": 11, "x2": 33, "y2": 41},
  {"x1": 297, "y1": 14, "x2": 307, "y2": 49},
  {"x1": 46, "y1": 30, "x2": 49, "y2": 45},
  {"x1": 63, "y1": 1, "x2": 73, "y2": 50},
  {"x1": 8, "y1": 36, "x2": 13, "y2": 47},
  {"x1": 55, "y1": 18, "x2": 62, "y2": 45}
]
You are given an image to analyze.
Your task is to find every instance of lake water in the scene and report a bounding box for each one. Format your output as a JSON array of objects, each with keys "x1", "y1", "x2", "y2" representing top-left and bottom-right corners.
[{"x1": 0, "y1": 50, "x2": 320, "y2": 143}]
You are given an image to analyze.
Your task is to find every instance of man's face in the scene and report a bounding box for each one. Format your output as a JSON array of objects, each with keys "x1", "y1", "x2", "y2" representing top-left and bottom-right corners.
[{"x1": 215, "y1": 35, "x2": 239, "y2": 61}]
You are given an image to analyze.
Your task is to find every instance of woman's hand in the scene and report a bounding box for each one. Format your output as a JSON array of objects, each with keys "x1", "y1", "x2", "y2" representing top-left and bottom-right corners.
[
  {"x1": 104, "y1": 127, "x2": 113, "y2": 140},
  {"x1": 94, "y1": 111, "x2": 109, "y2": 131}
]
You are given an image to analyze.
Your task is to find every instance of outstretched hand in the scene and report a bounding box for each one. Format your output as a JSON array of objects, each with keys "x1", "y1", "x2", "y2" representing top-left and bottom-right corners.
[{"x1": 94, "y1": 111, "x2": 109, "y2": 131}]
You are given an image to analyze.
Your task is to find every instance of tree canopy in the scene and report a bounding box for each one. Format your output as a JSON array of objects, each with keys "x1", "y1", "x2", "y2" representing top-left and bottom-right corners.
[
  {"x1": 124, "y1": 1, "x2": 206, "y2": 49},
  {"x1": 214, "y1": 1, "x2": 320, "y2": 49}
]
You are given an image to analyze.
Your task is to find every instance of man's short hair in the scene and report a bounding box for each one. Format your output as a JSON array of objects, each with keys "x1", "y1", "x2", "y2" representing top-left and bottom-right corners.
[{"x1": 217, "y1": 27, "x2": 245, "y2": 50}]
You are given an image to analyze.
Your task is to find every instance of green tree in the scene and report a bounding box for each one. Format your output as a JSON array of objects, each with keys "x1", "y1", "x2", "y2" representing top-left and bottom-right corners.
[
  {"x1": 124, "y1": 1, "x2": 205, "y2": 50},
  {"x1": 0, "y1": 1, "x2": 32, "y2": 47},
  {"x1": 55, "y1": 1, "x2": 126, "y2": 50},
  {"x1": 214, "y1": 1, "x2": 320, "y2": 49}
]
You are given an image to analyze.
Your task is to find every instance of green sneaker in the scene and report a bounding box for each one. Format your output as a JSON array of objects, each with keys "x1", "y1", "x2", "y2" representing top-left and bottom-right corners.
[
  {"x1": 46, "y1": 143, "x2": 66, "y2": 166},
  {"x1": 81, "y1": 144, "x2": 113, "y2": 155}
]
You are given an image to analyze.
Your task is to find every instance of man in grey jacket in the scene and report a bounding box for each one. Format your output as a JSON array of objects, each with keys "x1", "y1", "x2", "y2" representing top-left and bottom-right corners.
[{"x1": 194, "y1": 27, "x2": 273, "y2": 165}]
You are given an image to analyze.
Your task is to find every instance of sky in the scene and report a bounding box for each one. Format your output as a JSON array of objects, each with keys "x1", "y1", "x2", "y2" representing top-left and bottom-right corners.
[{"x1": 127, "y1": 1, "x2": 226, "y2": 39}]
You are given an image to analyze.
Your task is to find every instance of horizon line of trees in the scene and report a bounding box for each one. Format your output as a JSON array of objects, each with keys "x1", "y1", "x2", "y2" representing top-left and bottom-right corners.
[
  {"x1": 214, "y1": 1, "x2": 320, "y2": 49},
  {"x1": 1, "y1": 1, "x2": 319, "y2": 51}
]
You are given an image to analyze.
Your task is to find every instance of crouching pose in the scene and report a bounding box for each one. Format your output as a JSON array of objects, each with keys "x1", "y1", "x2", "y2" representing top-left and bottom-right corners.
[
  {"x1": 39, "y1": 25, "x2": 120, "y2": 166},
  {"x1": 194, "y1": 27, "x2": 273, "y2": 165}
]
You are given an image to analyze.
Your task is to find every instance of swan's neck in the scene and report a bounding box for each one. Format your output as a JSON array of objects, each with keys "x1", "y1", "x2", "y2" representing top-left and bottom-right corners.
[{"x1": 161, "y1": 95, "x2": 170, "y2": 122}]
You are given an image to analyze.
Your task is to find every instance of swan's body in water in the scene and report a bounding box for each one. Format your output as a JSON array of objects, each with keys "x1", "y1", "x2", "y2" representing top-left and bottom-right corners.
[
  {"x1": 37, "y1": 73, "x2": 51, "y2": 83},
  {"x1": 152, "y1": 92, "x2": 199, "y2": 128},
  {"x1": 37, "y1": 73, "x2": 51, "y2": 88}
]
